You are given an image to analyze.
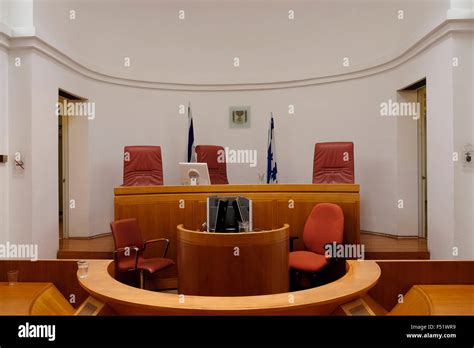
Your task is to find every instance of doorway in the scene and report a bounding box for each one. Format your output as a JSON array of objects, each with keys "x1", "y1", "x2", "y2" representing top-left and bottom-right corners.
[
  {"x1": 58, "y1": 89, "x2": 85, "y2": 239},
  {"x1": 58, "y1": 95, "x2": 69, "y2": 238},
  {"x1": 399, "y1": 78, "x2": 427, "y2": 238},
  {"x1": 417, "y1": 86, "x2": 427, "y2": 238}
]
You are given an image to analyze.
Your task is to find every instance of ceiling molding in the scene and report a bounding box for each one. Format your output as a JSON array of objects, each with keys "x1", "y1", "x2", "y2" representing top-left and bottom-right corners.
[{"x1": 0, "y1": 19, "x2": 473, "y2": 91}]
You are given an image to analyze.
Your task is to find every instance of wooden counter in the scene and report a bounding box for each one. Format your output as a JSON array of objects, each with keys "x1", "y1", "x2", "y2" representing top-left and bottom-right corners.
[
  {"x1": 388, "y1": 285, "x2": 474, "y2": 315},
  {"x1": 177, "y1": 224, "x2": 289, "y2": 296},
  {"x1": 114, "y1": 184, "x2": 360, "y2": 278},
  {"x1": 0, "y1": 282, "x2": 75, "y2": 315},
  {"x1": 78, "y1": 259, "x2": 380, "y2": 315}
]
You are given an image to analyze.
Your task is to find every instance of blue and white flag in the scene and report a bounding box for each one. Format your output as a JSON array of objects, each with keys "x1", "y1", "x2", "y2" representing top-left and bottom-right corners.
[
  {"x1": 266, "y1": 114, "x2": 278, "y2": 183},
  {"x1": 187, "y1": 103, "x2": 196, "y2": 162}
]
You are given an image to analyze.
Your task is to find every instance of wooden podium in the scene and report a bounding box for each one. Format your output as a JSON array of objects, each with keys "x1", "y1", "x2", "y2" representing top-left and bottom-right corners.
[
  {"x1": 114, "y1": 184, "x2": 360, "y2": 279},
  {"x1": 177, "y1": 224, "x2": 290, "y2": 296}
]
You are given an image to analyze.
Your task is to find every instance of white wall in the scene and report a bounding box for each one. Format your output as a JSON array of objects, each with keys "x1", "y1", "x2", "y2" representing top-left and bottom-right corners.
[
  {"x1": 8, "y1": 50, "x2": 33, "y2": 246},
  {"x1": 0, "y1": 1, "x2": 7, "y2": 24},
  {"x1": 452, "y1": 32, "x2": 473, "y2": 258},
  {"x1": 0, "y1": 47, "x2": 8, "y2": 243},
  {"x1": 32, "y1": 0, "x2": 450, "y2": 84},
  {"x1": 30, "y1": 53, "x2": 59, "y2": 256},
  {"x1": 1, "y1": 0, "x2": 34, "y2": 36}
]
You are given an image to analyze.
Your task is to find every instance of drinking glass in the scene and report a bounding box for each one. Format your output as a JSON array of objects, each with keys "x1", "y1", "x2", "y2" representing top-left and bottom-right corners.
[
  {"x1": 7, "y1": 270, "x2": 19, "y2": 285},
  {"x1": 238, "y1": 221, "x2": 250, "y2": 232},
  {"x1": 77, "y1": 260, "x2": 89, "y2": 279}
]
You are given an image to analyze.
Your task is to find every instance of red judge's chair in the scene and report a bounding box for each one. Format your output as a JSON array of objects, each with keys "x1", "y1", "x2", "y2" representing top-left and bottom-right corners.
[
  {"x1": 313, "y1": 142, "x2": 354, "y2": 184},
  {"x1": 110, "y1": 218, "x2": 174, "y2": 289},
  {"x1": 123, "y1": 145, "x2": 164, "y2": 186},
  {"x1": 195, "y1": 145, "x2": 229, "y2": 184},
  {"x1": 289, "y1": 203, "x2": 344, "y2": 289}
]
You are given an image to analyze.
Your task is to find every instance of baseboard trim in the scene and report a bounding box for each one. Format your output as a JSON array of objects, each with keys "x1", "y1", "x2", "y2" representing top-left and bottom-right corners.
[
  {"x1": 361, "y1": 230, "x2": 422, "y2": 240},
  {"x1": 61, "y1": 232, "x2": 112, "y2": 240}
]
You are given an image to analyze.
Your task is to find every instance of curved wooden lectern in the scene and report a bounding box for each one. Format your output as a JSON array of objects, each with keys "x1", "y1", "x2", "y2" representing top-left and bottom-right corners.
[{"x1": 177, "y1": 224, "x2": 290, "y2": 296}]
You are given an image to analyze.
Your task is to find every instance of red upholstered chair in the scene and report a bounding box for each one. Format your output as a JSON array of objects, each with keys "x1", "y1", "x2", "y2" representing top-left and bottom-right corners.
[
  {"x1": 312, "y1": 142, "x2": 354, "y2": 184},
  {"x1": 123, "y1": 146, "x2": 163, "y2": 186},
  {"x1": 195, "y1": 145, "x2": 229, "y2": 184},
  {"x1": 289, "y1": 203, "x2": 344, "y2": 289},
  {"x1": 110, "y1": 218, "x2": 174, "y2": 289}
]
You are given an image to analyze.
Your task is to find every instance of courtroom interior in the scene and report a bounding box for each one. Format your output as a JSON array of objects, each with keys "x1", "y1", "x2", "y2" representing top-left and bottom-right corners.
[{"x1": 0, "y1": 0, "x2": 473, "y2": 319}]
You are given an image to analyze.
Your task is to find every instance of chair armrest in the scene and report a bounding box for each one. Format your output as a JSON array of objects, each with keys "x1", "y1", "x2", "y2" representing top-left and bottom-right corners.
[
  {"x1": 113, "y1": 246, "x2": 140, "y2": 270},
  {"x1": 144, "y1": 238, "x2": 170, "y2": 258},
  {"x1": 289, "y1": 236, "x2": 299, "y2": 252}
]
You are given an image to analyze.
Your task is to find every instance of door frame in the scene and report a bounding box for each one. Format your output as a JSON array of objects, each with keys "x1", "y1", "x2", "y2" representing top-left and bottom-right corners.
[
  {"x1": 59, "y1": 96, "x2": 70, "y2": 239},
  {"x1": 417, "y1": 86, "x2": 427, "y2": 238}
]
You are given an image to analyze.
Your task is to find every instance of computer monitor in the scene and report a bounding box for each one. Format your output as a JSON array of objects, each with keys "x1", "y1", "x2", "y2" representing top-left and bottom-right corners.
[
  {"x1": 207, "y1": 196, "x2": 252, "y2": 232},
  {"x1": 179, "y1": 162, "x2": 211, "y2": 185}
]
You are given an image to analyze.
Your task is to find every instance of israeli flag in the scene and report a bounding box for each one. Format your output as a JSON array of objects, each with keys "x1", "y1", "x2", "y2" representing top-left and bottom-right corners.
[
  {"x1": 266, "y1": 114, "x2": 278, "y2": 183},
  {"x1": 187, "y1": 103, "x2": 196, "y2": 162}
]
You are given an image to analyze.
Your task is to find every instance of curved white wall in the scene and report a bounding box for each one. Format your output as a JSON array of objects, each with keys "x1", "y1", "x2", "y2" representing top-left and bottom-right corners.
[{"x1": 33, "y1": 0, "x2": 450, "y2": 84}]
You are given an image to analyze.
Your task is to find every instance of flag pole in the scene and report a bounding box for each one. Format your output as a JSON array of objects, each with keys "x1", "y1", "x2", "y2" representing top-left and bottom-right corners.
[
  {"x1": 187, "y1": 102, "x2": 195, "y2": 163},
  {"x1": 266, "y1": 112, "x2": 278, "y2": 184}
]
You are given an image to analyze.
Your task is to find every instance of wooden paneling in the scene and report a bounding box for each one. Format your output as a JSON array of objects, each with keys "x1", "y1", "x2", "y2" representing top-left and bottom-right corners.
[
  {"x1": 115, "y1": 197, "x2": 187, "y2": 279},
  {"x1": 177, "y1": 224, "x2": 289, "y2": 296},
  {"x1": 192, "y1": 199, "x2": 207, "y2": 229},
  {"x1": 369, "y1": 260, "x2": 474, "y2": 312},
  {"x1": 56, "y1": 232, "x2": 430, "y2": 262},
  {"x1": 115, "y1": 183, "x2": 359, "y2": 195},
  {"x1": 30, "y1": 285, "x2": 75, "y2": 315},
  {"x1": 252, "y1": 200, "x2": 275, "y2": 230},
  {"x1": 114, "y1": 184, "x2": 360, "y2": 278},
  {"x1": 78, "y1": 259, "x2": 380, "y2": 315},
  {"x1": 388, "y1": 285, "x2": 474, "y2": 315},
  {"x1": 0, "y1": 260, "x2": 89, "y2": 309}
]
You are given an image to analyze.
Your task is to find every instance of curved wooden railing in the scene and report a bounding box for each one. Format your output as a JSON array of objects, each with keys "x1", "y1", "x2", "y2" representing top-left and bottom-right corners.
[{"x1": 78, "y1": 258, "x2": 380, "y2": 315}]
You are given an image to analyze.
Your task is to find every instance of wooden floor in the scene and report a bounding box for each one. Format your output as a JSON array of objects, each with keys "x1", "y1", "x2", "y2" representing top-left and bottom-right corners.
[
  {"x1": 361, "y1": 232, "x2": 429, "y2": 259},
  {"x1": 58, "y1": 232, "x2": 429, "y2": 260},
  {"x1": 58, "y1": 236, "x2": 115, "y2": 259}
]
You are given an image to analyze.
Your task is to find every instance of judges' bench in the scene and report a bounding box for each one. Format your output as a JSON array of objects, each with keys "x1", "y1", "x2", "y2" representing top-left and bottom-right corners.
[{"x1": 114, "y1": 184, "x2": 360, "y2": 279}]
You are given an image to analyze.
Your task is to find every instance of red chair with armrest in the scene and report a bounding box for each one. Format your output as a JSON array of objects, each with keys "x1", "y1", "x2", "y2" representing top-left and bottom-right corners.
[
  {"x1": 123, "y1": 145, "x2": 164, "y2": 186},
  {"x1": 289, "y1": 203, "x2": 344, "y2": 289},
  {"x1": 195, "y1": 145, "x2": 229, "y2": 184},
  {"x1": 110, "y1": 218, "x2": 174, "y2": 289},
  {"x1": 313, "y1": 142, "x2": 354, "y2": 184}
]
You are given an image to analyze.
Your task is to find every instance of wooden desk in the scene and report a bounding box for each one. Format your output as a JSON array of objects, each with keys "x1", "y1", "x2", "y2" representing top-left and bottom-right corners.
[
  {"x1": 389, "y1": 285, "x2": 474, "y2": 315},
  {"x1": 114, "y1": 184, "x2": 360, "y2": 278},
  {"x1": 177, "y1": 224, "x2": 289, "y2": 296},
  {"x1": 0, "y1": 282, "x2": 74, "y2": 315}
]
